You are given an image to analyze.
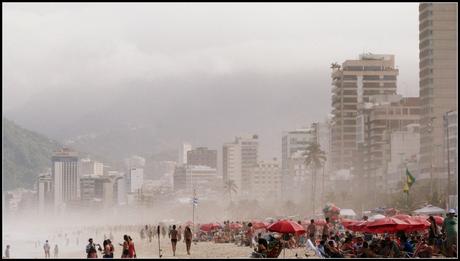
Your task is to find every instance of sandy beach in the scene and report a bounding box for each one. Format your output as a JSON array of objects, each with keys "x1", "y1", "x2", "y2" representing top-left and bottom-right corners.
[{"x1": 4, "y1": 229, "x2": 318, "y2": 259}]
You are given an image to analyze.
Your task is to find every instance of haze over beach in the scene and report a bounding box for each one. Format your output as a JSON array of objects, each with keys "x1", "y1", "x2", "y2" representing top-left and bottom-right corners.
[{"x1": 2, "y1": 2, "x2": 458, "y2": 259}]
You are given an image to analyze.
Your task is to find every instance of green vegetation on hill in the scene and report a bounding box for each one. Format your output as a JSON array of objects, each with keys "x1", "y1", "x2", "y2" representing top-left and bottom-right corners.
[{"x1": 2, "y1": 118, "x2": 62, "y2": 190}]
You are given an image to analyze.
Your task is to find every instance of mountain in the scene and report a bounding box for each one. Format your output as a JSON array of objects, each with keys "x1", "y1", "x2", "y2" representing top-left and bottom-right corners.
[{"x1": 2, "y1": 118, "x2": 62, "y2": 190}]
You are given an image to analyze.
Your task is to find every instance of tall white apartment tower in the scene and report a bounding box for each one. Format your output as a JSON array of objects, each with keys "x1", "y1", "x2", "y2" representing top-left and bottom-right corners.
[
  {"x1": 223, "y1": 135, "x2": 258, "y2": 198},
  {"x1": 179, "y1": 143, "x2": 192, "y2": 165},
  {"x1": 52, "y1": 148, "x2": 79, "y2": 211},
  {"x1": 418, "y1": 3, "x2": 458, "y2": 183}
]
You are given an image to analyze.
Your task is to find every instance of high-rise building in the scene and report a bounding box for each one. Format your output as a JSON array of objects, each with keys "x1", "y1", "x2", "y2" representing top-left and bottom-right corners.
[
  {"x1": 281, "y1": 128, "x2": 315, "y2": 201},
  {"x1": 283, "y1": 151, "x2": 310, "y2": 204},
  {"x1": 419, "y1": 3, "x2": 458, "y2": 185},
  {"x1": 330, "y1": 54, "x2": 399, "y2": 171},
  {"x1": 386, "y1": 124, "x2": 420, "y2": 192},
  {"x1": 173, "y1": 165, "x2": 219, "y2": 194},
  {"x1": 51, "y1": 148, "x2": 79, "y2": 210},
  {"x1": 80, "y1": 158, "x2": 104, "y2": 176},
  {"x1": 223, "y1": 142, "x2": 242, "y2": 190},
  {"x1": 444, "y1": 110, "x2": 458, "y2": 208},
  {"x1": 173, "y1": 165, "x2": 187, "y2": 191},
  {"x1": 357, "y1": 95, "x2": 420, "y2": 178},
  {"x1": 127, "y1": 168, "x2": 144, "y2": 193},
  {"x1": 178, "y1": 143, "x2": 192, "y2": 165},
  {"x1": 80, "y1": 173, "x2": 122, "y2": 208},
  {"x1": 80, "y1": 175, "x2": 105, "y2": 201},
  {"x1": 186, "y1": 165, "x2": 219, "y2": 192},
  {"x1": 109, "y1": 171, "x2": 127, "y2": 205},
  {"x1": 250, "y1": 159, "x2": 281, "y2": 202},
  {"x1": 282, "y1": 129, "x2": 314, "y2": 171},
  {"x1": 187, "y1": 147, "x2": 217, "y2": 169},
  {"x1": 223, "y1": 135, "x2": 258, "y2": 198},
  {"x1": 38, "y1": 172, "x2": 52, "y2": 215}
]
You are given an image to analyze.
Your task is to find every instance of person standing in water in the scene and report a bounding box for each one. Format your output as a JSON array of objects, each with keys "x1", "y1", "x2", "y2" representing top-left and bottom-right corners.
[
  {"x1": 169, "y1": 225, "x2": 179, "y2": 256},
  {"x1": 43, "y1": 240, "x2": 51, "y2": 258}
]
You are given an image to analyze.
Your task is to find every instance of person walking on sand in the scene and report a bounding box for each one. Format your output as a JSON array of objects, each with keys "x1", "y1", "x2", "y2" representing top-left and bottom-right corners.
[
  {"x1": 86, "y1": 238, "x2": 98, "y2": 258},
  {"x1": 148, "y1": 226, "x2": 154, "y2": 243},
  {"x1": 121, "y1": 235, "x2": 130, "y2": 258},
  {"x1": 44, "y1": 240, "x2": 51, "y2": 258},
  {"x1": 177, "y1": 226, "x2": 182, "y2": 242},
  {"x1": 184, "y1": 225, "x2": 193, "y2": 255},
  {"x1": 169, "y1": 225, "x2": 179, "y2": 256},
  {"x1": 322, "y1": 218, "x2": 331, "y2": 240},
  {"x1": 307, "y1": 219, "x2": 317, "y2": 244},
  {"x1": 128, "y1": 236, "x2": 136, "y2": 258},
  {"x1": 54, "y1": 244, "x2": 59, "y2": 258}
]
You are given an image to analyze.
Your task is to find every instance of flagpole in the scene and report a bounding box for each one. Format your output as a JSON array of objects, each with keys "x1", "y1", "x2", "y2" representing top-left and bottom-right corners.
[
  {"x1": 406, "y1": 190, "x2": 409, "y2": 212},
  {"x1": 192, "y1": 189, "x2": 196, "y2": 233}
]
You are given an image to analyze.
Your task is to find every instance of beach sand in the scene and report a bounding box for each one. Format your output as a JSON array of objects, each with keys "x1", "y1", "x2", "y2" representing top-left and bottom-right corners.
[{"x1": 5, "y1": 229, "x2": 318, "y2": 259}]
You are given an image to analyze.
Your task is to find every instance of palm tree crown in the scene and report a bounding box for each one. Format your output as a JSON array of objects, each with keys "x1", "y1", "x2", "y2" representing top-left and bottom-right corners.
[{"x1": 303, "y1": 142, "x2": 326, "y2": 169}]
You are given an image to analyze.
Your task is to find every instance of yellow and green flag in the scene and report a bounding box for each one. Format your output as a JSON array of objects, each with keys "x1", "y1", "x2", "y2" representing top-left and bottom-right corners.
[{"x1": 403, "y1": 168, "x2": 416, "y2": 193}]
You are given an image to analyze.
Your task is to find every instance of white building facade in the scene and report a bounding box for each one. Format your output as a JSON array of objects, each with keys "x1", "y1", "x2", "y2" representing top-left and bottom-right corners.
[
  {"x1": 128, "y1": 168, "x2": 144, "y2": 193},
  {"x1": 52, "y1": 148, "x2": 79, "y2": 211},
  {"x1": 250, "y1": 160, "x2": 281, "y2": 202}
]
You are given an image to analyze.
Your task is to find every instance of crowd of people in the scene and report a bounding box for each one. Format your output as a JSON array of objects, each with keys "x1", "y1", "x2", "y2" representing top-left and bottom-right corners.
[
  {"x1": 3, "y1": 209, "x2": 456, "y2": 258},
  {"x1": 81, "y1": 210, "x2": 460, "y2": 259},
  {"x1": 305, "y1": 210, "x2": 458, "y2": 258}
]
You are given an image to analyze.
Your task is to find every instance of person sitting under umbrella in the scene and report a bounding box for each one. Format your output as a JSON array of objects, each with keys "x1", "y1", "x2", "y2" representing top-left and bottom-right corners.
[{"x1": 251, "y1": 238, "x2": 268, "y2": 258}]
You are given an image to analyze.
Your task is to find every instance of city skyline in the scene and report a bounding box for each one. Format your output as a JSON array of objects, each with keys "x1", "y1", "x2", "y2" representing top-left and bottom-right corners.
[{"x1": 2, "y1": 3, "x2": 458, "y2": 259}]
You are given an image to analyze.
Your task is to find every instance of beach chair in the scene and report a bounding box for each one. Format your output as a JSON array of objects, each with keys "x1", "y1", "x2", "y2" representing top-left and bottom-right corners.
[{"x1": 305, "y1": 239, "x2": 325, "y2": 258}]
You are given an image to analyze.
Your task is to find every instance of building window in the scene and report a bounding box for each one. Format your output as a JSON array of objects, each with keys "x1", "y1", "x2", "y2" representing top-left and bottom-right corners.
[
  {"x1": 364, "y1": 66, "x2": 383, "y2": 71},
  {"x1": 383, "y1": 75, "x2": 397, "y2": 80},
  {"x1": 345, "y1": 66, "x2": 363, "y2": 71}
]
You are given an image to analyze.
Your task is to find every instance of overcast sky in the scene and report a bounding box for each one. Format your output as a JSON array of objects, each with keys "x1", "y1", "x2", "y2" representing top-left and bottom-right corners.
[
  {"x1": 4, "y1": 3, "x2": 419, "y2": 110},
  {"x1": 3, "y1": 3, "x2": 421, "y2": 160}
]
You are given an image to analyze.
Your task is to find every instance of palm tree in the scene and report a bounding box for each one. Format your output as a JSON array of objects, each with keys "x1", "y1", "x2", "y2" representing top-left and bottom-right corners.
[
  {"x1": 303, "y1": 142, "x2": 326, "y2": 215},
  {"x1": 224, "y1": 179, "x2": 238, "y2": 202}
]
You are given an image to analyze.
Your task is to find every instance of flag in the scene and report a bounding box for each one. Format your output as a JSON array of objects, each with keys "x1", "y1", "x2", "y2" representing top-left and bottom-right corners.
[
  {"x1": 191, "y1": 197, "x2": 198, "y2": 206},
  {"x1": 403, "y1": 168, "x2": 416, "y2": 193}
]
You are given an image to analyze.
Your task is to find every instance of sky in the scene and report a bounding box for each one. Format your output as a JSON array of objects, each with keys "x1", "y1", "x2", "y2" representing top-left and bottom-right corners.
[
  {"x1": 3, "y1": 3, "x2": 420, "y2": 160},
  {"x1": 3, "y1": 3, "x2": 419, "y2": 109}
]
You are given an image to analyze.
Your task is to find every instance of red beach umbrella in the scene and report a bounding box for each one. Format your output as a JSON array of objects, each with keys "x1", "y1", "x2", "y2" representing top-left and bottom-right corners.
[
  {"x1": 229, "y1": 223, "x2": 243, "y2": 230},
  {"x1": 392, "y1": 214, "x2": 412, "y2": 220},
  {"x1": 251, "y1": 220, "x2": 268, "y2": 230},
  {"x1": 267, "y1": 219, "x2": 306, "y2": 235},
  {"x1": 433, "y1": 216, "x2": 444, "y2": 226},
  {"x1": 200, "y1": 223, "x2": 222, "y2": 232},
  {"x1": 346, "y1": 220, "x2": 369, "y2": 232},
  {"x1": 413, "y1": 215, "x2": 443, "y2": 226},
  {"x1": 340, "y1": 218, "x2": 357, "y2": 226},
  {"x1": 366, "y1": 217, "x2": 427, "y2": 233}
]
